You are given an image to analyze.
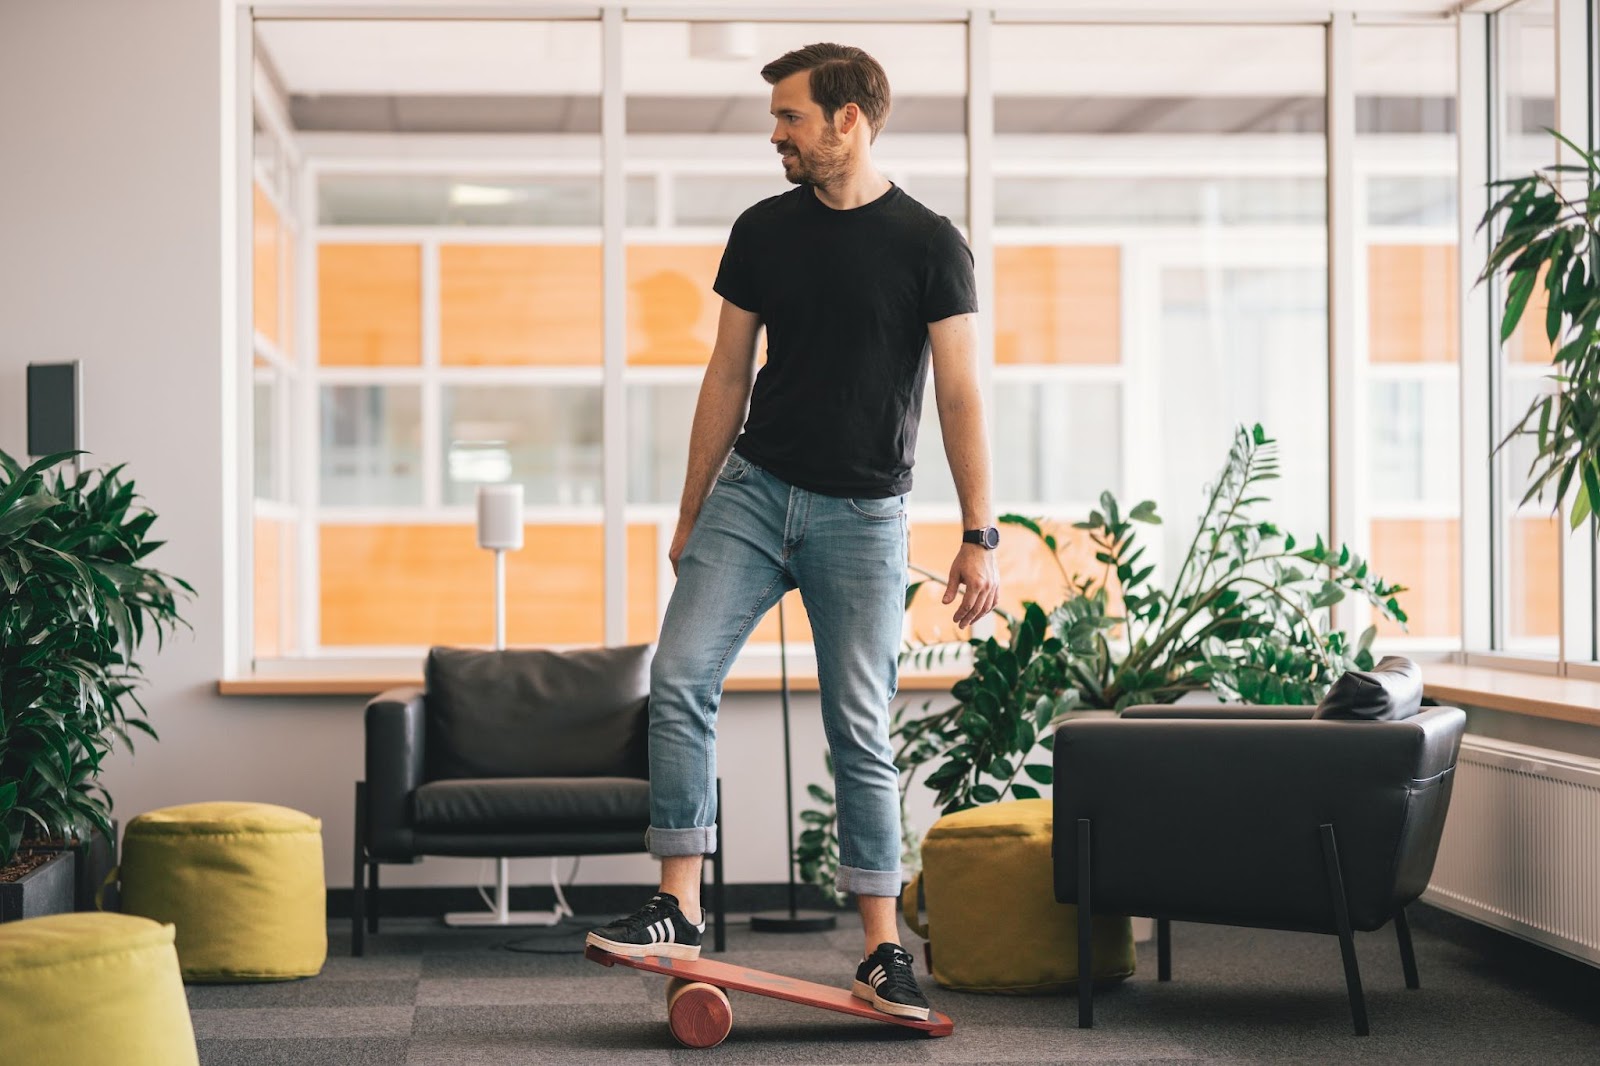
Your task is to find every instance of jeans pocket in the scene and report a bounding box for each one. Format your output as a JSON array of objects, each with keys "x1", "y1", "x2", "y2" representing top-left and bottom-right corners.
[
  {"x1": 847, "y1": 494, "x2": 905, "y2": 520},
  {"x1": 716, "y1": 451, "x2": 752, "y2": 483}
]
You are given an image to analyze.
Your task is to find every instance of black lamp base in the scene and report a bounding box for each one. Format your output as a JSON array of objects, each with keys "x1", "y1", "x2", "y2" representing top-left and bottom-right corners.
[{"x1": 749, "y1": 910, "x2": 838, "y2": 933}]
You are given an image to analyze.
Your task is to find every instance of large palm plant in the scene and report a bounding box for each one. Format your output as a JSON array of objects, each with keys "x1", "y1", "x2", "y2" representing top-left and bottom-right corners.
[{"x1": 0, "y1": 450, "x2": 193, "y2": 867}]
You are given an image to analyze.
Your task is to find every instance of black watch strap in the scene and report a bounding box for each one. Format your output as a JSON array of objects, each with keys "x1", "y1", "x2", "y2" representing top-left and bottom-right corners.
[{"x1": 963, "y1": 526, "x2": 1000, "y2": 549}]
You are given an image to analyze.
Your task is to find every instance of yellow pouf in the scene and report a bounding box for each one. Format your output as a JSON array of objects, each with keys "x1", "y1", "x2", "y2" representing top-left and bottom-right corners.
[
  {"x1": 120, "y1": 801, "x2": 326, "y2": 982},
  {"x1": 901, "y1": 798, "x2": 1135, "y2": 994},
  {"x1": 0, "y1": 912, "x2": 199, "y2": 1064}
]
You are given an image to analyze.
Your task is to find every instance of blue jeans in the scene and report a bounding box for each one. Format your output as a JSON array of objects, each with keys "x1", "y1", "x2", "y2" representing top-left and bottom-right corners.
[{"x1": 644, "y1": 450, "x2": 909, "y2": 897}]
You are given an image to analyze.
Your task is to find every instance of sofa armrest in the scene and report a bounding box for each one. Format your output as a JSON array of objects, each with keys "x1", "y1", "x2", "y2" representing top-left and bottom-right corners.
[
  {"x1": 364, "y1": 687, "x2": 426, "y2": 861},
  {"x1": 1120, "y1": 703, "x2": 1316, "y2": 720}
]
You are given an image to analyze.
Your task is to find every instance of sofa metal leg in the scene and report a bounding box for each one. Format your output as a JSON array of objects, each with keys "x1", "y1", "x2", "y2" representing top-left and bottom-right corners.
[
  {"x1": 1157, "y1": 918, "x2": 1172, "y2": 982},
  {"x1": 713, "y1": 778, "x2": 727, "y2": 953},
  {"x1": 1319, "y1": 823, "x2": 1369, "y2": 1036},
  {"x1": 1077, "y1": 817, "x2": 1093, "y2": 1029},
  {"x1": 367, "y1": 861, "x2": 380, "y2": 934},
  {"x1": 1395, "y1": 907, "x2": 1420, "y2": 990},
  {"x1": 352, "y1": 781, "x2": 367, "y2": 958}
]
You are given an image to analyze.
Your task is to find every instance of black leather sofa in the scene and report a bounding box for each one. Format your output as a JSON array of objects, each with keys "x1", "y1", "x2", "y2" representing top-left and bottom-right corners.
[
  {"x1": 1053, "y1": 671, "x2": 1466, "y2": 1035},
  {"x1": 353, "y1": 642, "x2": 726, "y2": 955}
]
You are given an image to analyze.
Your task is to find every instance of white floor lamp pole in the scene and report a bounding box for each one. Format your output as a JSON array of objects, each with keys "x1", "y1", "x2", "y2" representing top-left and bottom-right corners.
[{"x1": 444, "y1": 483, "x2": 574, "y2": 929}]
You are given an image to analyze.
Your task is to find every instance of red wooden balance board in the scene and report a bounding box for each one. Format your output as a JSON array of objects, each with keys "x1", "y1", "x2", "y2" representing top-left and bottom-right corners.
[{"x1": 584, "y1": 944, "x2": 955, "y2": 1047}]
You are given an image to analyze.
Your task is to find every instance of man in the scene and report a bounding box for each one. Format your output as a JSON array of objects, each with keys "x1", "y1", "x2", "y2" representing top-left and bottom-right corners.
[{"x1": 587, "y1": 42, "x2": 999, "y2": 1022}]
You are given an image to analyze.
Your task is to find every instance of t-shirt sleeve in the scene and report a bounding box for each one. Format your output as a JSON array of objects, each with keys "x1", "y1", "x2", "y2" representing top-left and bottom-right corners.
[
  {"x1": 921, "y1": 219, "x2": 979, "y2": 322},
  {"x1": 713, "y1": 212, "x2": 762, "y2": 314}
]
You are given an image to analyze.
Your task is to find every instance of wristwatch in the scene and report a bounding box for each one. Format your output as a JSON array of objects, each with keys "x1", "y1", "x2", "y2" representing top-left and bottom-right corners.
[{"x1": 963, "y1": 526, "x2": 1000, "y2": 550}]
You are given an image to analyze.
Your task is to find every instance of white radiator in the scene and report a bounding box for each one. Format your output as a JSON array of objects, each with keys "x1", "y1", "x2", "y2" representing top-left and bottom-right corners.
[{"x1": 1424, "y1": 735, "x2": 1600, "y2": 966}]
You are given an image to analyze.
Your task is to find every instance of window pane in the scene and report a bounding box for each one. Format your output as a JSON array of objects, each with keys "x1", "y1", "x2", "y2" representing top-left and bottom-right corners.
[
  {"x1": 1158, "y1": 266, "x2": 1328, "y2": 571},
  {"x1": 1358, "y1": 22, "x2": 1459, "y2": 650},
  {"x1": 320, "y1": 385, "x2": 422, "y2": 506},
  {"x1": 1367, "y1": 379, "x2": 1459, "y2": 507},
  {"x1": 627, "y1": 245, "x2": 723, "y2": 366},
  {"x1": 318, "y1": 243, "x2": 422, "y2": 366},
  {"x1": 996, "y1": 177, "x2": 1323, "y2": 228},
  {"x1": 442, "y1": 385, "x2": 601, "y2": 506},
  {"x1": 627, "y1": 383, "x2": 694, "y2": 505},
  {"x1": 993, "y1": 381, "x2": 1122, "y2": 506},
  {"x1": 253, "y1": 184, "x2": 281, "y2": 349},
  {"x1": 439, "y1": 244, "x2": 602, "y2": 367},
  {"x1": 254, "y1": 376, "x2": 277, "y2": 502},
  {"x1": 316, "y1": 174, "x2": 649, "y2": 227},
  {"x1": 995, "y1": 246, "x2": 1120, "y2": 365}
]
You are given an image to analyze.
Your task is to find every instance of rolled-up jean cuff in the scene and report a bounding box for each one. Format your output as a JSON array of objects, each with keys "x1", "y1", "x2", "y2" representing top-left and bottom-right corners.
[
  {"x1": 646, "y1": 825, "x2": 717, "y2": 857},
  {"x1": 836, "y1": 865, "x2": 904, "y2": 897}
]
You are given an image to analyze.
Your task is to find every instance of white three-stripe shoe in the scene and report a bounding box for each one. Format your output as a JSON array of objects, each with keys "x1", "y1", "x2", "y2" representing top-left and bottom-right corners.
[
  {"x1": 585, "y1": 892, "x2": 705, "y2": 959},
  {"x1": 851, "y1": 942, "x2": 930, "y2": 1020}
]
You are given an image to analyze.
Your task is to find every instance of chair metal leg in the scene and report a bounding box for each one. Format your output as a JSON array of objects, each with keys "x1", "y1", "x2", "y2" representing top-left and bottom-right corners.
[
  {"x1": 713, "y1": 778, "x2": 727, "y2": 953},
  {"x1": 352, "y1": 782, "x2": 367, "y2": 958},
  {"x1": 1395, "y1": 906, "x2": 1420, "y2": 990},
  {"x1": 1319, "y1": 823, "x2": 1369, "y2": 1036},
  {"x1": 367, "y1": 860, "x2": 380, "y2": 934},
  {"x1": 1157, "y1": 918, "x2": 1172, "y2": 982},
  {"x1": 1077, "y1": 818, "x2": 1093, "y2": 1029}
]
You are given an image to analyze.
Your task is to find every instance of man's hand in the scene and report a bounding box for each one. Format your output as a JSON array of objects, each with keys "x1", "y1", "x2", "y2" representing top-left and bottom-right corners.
[
  {"x1": 669, "y1": 513, "x2": 697, "y2": 576},
  {"x1": 943, "y1": 543, "x2": 1000, "y2": 628}
]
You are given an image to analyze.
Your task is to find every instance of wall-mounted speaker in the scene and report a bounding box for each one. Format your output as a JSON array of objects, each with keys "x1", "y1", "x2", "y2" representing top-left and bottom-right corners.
[
  {"x1": 476, "y1": 483, "x2": 524, "y2": 551},
  {"x1": 27, "y1": 361, "x2": 81, "y2": 458}
]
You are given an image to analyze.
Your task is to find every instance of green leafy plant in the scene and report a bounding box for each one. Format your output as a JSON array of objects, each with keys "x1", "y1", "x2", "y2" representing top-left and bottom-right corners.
[
  {"x1": 0, "y1": 450, "x2": 194, "y2": 868},
  {"x1": 1479, "y1": 129, "x2": 1600, "y2": 531},
  {"x1": 795, "y1": 424, "x2": 1408, "y2": 898}
]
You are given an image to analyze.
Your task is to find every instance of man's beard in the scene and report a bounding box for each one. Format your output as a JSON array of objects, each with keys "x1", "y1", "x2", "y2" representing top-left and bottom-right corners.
[{"x1": 779, "y1": 124, "x2": 849, "y2": 188}]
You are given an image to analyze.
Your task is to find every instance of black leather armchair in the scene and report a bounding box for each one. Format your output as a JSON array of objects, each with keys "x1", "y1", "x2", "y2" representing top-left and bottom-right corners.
[
  {"x1": 1053, "y1": 700, "x2": 1466, "y2": 1034},
  {"x1": 353, "y1": 643, "x2": 726, "y2": 955}
]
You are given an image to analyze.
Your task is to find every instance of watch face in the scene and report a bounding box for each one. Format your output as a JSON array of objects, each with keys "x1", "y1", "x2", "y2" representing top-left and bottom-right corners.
[{"x1": 983, "y1": 527, "x2": 1000, "y2": 549}]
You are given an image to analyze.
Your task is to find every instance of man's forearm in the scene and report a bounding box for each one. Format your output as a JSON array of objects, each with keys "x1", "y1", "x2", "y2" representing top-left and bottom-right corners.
[
  {"x1": 938, "y1": 393, "x2": 995, "y2": 530},
  {"x1": 679, "y1": 375, "x2": 752, "y2": 523}
]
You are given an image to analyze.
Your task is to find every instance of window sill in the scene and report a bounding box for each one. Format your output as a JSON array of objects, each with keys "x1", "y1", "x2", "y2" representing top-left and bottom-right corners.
[
  {"x1": 216, "y1": 670, "x2": 967, "y2": 698},
  {"x1": 1424, "y1": 663, "x2": 1600, "y2": 728}
]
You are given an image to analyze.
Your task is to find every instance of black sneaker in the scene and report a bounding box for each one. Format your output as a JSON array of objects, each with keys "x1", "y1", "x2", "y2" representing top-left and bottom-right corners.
[
  {"x1": 852, "y1": 942, "x2": 930, "y2": 1021},
  {"x1": 585, "y1": 892, "x2": 704, "y2": 960}
]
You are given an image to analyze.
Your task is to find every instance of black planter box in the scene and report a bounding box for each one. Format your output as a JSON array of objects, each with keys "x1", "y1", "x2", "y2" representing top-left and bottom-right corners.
[{"x1": 0, "y1": 849, "x2": 77, "y2": 923}]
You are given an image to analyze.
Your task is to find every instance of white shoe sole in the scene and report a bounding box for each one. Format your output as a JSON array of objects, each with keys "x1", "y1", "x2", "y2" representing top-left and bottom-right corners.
[
  {"x1": 585, "y1": 931, "x2": 701, "y2": 960},
  {"x1": 851, "y1": 979, "x2": 931, "y2": 1021}
]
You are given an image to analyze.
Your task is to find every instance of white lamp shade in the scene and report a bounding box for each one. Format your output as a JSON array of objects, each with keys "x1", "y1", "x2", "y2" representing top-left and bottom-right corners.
[{"x1": 476, "y1": 483, "x2": 524, "y2": 550}]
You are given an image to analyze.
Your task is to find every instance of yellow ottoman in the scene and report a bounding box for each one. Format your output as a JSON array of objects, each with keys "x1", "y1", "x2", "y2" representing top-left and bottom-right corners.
[
  {"x1": 0, "y1": 912, "x2": 199, "y2": 1065},
  {"x1": 902, "y1": 798, "x2": 1135, "y2": 994},
  {"x1": 120, "y1": 801, "x2": 326, "y2": 982}
]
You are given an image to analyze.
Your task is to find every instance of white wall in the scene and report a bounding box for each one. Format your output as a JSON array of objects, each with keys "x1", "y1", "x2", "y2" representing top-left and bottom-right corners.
[{"x1": 0, "y1": 0, "x2": 948, "y2": 895}]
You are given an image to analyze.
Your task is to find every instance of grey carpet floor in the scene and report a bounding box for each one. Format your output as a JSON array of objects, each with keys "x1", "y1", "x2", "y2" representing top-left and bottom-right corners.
[{"x1": 189, "y1": 906, "x2": 1600, "y2": 1065}]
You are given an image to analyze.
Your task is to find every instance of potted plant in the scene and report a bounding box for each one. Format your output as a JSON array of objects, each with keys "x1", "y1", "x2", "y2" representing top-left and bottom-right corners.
[
  {"x1": 1479, "y1": 130, "x2": 1600, "y2": 532},
  {"x1": 0, "y1": 450, "x2": 193, "y2": 919},
  {"x1": 796, "y1": 424, "x2": 1409, "y2": 900}
]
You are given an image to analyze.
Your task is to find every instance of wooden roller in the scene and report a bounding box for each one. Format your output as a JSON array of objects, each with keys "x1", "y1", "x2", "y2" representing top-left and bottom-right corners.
[{"x1": 666, "y1": 977, "x2": 733, "y2": 1048}]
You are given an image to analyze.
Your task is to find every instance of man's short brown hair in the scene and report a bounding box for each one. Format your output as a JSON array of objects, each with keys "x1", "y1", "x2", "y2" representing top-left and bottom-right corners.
[{"x1": 760, "y1": 43, "x2": 892, "y2": 142}]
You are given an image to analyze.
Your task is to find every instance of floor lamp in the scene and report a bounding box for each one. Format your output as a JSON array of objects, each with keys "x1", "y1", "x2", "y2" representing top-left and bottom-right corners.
[
  {"x1": 444, "y1": 482, "x2": 575, "y2": 929},
  {"x1": 750, "y1": 599, "x2": 837, "y2": 933}
]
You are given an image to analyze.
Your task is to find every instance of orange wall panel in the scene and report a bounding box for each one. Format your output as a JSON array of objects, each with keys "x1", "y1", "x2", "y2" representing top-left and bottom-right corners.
[
  {"x1": 1369, "y1": 518, "x2": 1460, "y2": 639},
  {"x1": 440, "y1": 245, "x2": 602, "y2": 366},
  {"x1": 253, "y1": 185, "x2": 280, "y2": 349},
  {"x1": 1367, "y1": 244, "x2": 1458, "y2": 364},
  {"x1": 254, "y1": 515, "x2": 282, "y2": 660},
  {"x1": 320, "y1": 522, "x2": 656, "y2": 647},
  {"x1": 627, "y1": 245, "x2": 724, "y2": 366},
  {"x1": 995, "y1": 246, "x2": 1121, "y2": 365},
  {"x1": 1510, "y1": 514, "x2": 1560, "y2": 638},
  {"x1": 626, "y1": 524, "x2": 660, "y2": 646},
  {"x1": 318, "y1": 243, "x2": 422, "y2": 366}
]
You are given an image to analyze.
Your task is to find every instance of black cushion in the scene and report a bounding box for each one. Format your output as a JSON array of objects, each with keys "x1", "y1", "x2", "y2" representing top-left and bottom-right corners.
[
  {"x1": 1313, "y1": 655, "x2": 1423, "y2": 721},
  {"x1": 412, "y1": 777, "x2": 650, "y2": 832},
  {"x1": 424, "y1": 644, "x2": 653, "y2": 780}
]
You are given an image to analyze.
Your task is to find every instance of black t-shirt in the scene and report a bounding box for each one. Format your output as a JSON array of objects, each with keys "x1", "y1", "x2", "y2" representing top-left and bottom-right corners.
[{"x1": 712, "y1": 182, "x2": 978, "y2": 498}]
